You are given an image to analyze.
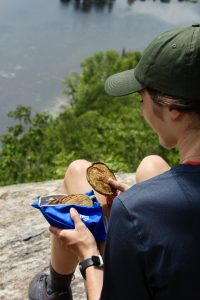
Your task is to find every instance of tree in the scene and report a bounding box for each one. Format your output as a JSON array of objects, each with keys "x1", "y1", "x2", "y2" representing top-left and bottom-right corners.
[
  {"x1": 0, "y1": 50, "x2": 179, "y2": 186},
  {"x1": 0, "y1": 105, "x2": 53, "y2": 184}
]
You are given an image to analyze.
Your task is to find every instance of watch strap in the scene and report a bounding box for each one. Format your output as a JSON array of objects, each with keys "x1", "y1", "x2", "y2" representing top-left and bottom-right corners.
[{"x1": 79, "y1": 255, "x2": 104, "y2": 279}]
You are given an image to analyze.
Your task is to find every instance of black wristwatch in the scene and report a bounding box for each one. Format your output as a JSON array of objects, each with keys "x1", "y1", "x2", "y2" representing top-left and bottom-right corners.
[{"x1": 79, "y1": 255, "x2": 104, "y2": 279}]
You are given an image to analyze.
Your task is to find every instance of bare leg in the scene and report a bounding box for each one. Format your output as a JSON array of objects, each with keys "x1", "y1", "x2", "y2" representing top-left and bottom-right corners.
[
  {"x1": 51, "y1": 156, "x2": 170, "y2": 274},
  {"x1": 136, "y1": 155, "x2": 170, "y2": 183},
  {"x1": 60, "y1": 160, "x2": 109, "y2": 207},
  {"x1": 51, "y1": 160, "x2": 108, "y2": 275}
]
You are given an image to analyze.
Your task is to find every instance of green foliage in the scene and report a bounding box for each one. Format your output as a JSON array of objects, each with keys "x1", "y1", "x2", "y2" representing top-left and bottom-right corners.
[
  {"x1": 0, "y1": 105, "x2": 53, "y2": 185},
  {"x1": 0, "y1": 50, "x2": 179, "y2": 186},
  {"x1": 62, "y1": 50, "x2": 141, "y2": 115}
]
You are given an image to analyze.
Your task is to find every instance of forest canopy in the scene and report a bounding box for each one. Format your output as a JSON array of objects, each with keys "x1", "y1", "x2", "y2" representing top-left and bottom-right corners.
[{"x1": 0, "y1": 50, "x2": 178, "y2": 186}]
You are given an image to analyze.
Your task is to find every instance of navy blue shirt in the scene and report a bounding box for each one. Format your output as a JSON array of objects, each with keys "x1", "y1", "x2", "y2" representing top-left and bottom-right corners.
[{"x1": 101, "y1": 164, "x2": 200, "y2": 300}]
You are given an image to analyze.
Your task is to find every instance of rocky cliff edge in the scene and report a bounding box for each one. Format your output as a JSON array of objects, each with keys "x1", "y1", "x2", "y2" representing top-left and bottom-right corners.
[{"x1": 0, "y1": 173, "x2": 135, "y2": 300}]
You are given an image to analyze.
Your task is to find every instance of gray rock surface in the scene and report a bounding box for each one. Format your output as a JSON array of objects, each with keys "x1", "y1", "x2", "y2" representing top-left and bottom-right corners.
[{"x1": 0, "y1": 173, "x2": 135, "y2": 300}]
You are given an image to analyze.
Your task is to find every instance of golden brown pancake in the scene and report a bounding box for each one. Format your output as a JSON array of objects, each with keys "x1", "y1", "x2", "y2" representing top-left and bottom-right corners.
[
  {"x1": 87, "y1": 162, "x2": 116, "y2": 196},
  {"x1": 48, "y1": 194, "x2": 93, "y2": 206}
]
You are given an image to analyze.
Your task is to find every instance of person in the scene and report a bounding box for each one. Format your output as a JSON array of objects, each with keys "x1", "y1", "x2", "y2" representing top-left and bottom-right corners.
[{"x1": 28, "y1": 23, "x2": 200, "y2": 300}]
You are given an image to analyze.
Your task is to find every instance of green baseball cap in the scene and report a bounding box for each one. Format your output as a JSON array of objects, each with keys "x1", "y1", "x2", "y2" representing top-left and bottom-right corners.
[{"x1": 105, "y1": 24, "x2": 200, "y2": 101}]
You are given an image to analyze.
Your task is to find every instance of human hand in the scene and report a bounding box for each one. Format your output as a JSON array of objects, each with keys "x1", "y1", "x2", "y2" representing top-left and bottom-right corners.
[
  {"x1": 49, "y1": 207, "x2": 99, "y2": 261},
  {"x1": 105, "y1": 178, "x2": 129, "y2": 207}
]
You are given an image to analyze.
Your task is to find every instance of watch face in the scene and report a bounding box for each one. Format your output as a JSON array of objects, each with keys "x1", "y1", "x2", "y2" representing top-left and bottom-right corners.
[
  {"x1": 92, "y1": 255, "x2": 104, "y2": 267},
  {"x1": 92, "y1": 256, "x2": 100, "y2": 265},
  {"x1": 79, "y1": 255, "x2": 104, "y2": 279}
]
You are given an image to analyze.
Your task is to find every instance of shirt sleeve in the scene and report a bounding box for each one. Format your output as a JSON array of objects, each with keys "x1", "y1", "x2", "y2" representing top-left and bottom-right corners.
[{"x1": 100, "y1": 197, "x2": 151, "y2": 300}]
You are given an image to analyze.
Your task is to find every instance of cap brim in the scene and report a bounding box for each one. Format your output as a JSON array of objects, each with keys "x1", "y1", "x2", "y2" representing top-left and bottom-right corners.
[{"x1": 104, "y1": 69, "x2": 144, "y2": 96}]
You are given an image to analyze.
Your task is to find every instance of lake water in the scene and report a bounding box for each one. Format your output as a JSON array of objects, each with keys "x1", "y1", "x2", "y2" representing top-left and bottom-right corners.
[{"x1": 1, "y1": 0, "x2": 200, "y2": 136}]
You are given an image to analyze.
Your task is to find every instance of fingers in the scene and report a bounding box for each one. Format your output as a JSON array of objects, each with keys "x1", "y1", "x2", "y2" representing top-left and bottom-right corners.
[
  {"x1": 49, "y1": 207, "x2": 86, "y2": 240},
  {"x1": 49, "y1": 207, "x2": 98, "y2": 260},
  {"x1": 105, "y1": 179, "x2": 128, "y2": 212},
  {"x1": 70, "y1": 207, "x2": 84, "y2": 229},
  {"x1": 108, "y1": 178, "x2": 128, "y2": 192}
]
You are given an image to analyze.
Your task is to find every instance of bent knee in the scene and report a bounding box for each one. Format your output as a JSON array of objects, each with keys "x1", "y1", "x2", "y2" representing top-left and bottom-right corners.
[
  {"x1": 140, "y1": 155, "x2": 169, "y2": 169},
  {"x1": 65, "y1": 159, "x2": 91, "y2": 177},
  {"x1": 136, "y1": 155, "x2": 170, "y2": 183}
]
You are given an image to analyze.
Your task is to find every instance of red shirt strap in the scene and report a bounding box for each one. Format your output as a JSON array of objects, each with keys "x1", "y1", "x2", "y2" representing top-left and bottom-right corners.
[{"x1": 183, "y1": 161, "x2": 200, "y2": 165}]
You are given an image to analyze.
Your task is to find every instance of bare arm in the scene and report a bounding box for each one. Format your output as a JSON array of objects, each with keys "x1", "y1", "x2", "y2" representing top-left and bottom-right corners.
[
  {"x1": 49, "y1": 179, "x2": 128, "y2": 300},
  {"x1": 50, "y1": 208, "x2": 103, "y2": 300},
  {"x1": 84, "y1": 266, "x2": 103, "y2": 300}
]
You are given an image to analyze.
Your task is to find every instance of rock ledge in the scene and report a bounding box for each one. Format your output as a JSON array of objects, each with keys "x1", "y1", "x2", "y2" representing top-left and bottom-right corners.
[{"x1": 0, "y1": 173, "x2": 135, "y2": 300}]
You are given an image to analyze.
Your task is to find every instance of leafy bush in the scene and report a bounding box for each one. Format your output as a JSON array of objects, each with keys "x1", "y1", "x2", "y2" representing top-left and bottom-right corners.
[{"x1": 0, "y1": 50, "x2": 179, "y2": 186}]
